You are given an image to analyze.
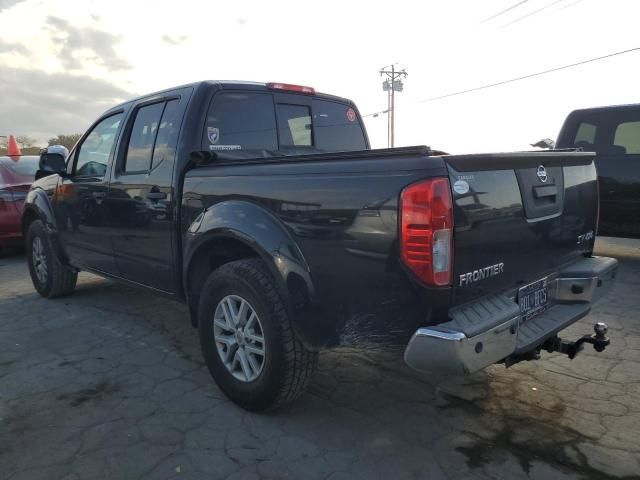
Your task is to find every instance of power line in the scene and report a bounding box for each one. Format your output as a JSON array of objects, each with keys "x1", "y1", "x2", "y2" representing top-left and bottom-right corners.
[
  {"x1": 480, "y1": 0, "x2": 529, "y2": 24},
  {"x1": 503, "y1": 0, "x2": 566, "y2": 27},
  {"x1": 363, "y1": 47, "x2": 640, "y2": 117},
  {"x1": 559, "y1": 0, "x2": 584, "y2": 10}
]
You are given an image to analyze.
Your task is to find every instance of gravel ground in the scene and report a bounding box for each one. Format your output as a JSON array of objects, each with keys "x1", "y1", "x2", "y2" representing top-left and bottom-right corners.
[{"x1": 1, "y1": 237, "x2": 639, "y2": 480}]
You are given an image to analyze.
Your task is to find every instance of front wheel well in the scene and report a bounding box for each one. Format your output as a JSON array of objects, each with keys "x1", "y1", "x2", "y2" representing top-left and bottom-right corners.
[
  {"x1": 185, "y1": 237, "x2": 261, "y2": 326},
  {"x1": 22, "y1": 208, "x2": 39, "y2": 237}
]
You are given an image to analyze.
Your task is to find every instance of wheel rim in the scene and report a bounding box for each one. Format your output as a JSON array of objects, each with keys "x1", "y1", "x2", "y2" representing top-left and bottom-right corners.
[
  {"x1": 32, "y1": 236, "x2": 47, "y2": 284},
  {"x1": 213, "y1": 294, "x2": 266, "y2": 382}
]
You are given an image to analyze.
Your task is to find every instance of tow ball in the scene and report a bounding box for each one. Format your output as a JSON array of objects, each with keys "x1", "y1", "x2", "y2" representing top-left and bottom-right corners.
[{"x1": 543, "y1": 322, "x2": 610, "y2": 359}]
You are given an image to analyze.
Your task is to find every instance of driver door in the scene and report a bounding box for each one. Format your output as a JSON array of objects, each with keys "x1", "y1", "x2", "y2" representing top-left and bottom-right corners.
[{"x1": 56, "y1": 112, "x2": 125, "y2": 274}]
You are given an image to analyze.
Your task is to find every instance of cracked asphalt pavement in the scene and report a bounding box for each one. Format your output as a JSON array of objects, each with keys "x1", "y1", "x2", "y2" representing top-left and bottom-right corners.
[{"x1": 1, "y1": 237, "x2": 639, "y2": 479}]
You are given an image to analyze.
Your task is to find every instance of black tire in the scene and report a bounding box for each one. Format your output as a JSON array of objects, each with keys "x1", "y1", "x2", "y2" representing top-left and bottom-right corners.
[
  {"x1": 26, "y1": 220, "x2": 77, "y2": 298},
  {"x1": 198, "y1": 258, "x2": 318, "y2": 411}
]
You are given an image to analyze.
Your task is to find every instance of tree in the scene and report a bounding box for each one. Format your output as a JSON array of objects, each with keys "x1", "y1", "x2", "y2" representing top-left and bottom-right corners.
[
  {"x1": 15, "y1": 135, "x2": 37, "y2": 149},
  {"x1": 48, "y1": 134, "x2": 82, "y2": 150}
]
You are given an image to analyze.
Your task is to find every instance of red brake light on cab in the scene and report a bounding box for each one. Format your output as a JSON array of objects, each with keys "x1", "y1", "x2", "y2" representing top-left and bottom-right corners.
[
  {"x1": 266, "y1": 82, "x2": 316, "y2": 95},
  {"x1": 400, "y1": 178, "x2": 454, "y2": 286}
]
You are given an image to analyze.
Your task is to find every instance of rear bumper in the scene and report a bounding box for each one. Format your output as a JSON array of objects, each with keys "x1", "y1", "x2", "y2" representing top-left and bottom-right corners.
[{"x1": 404, "y1": 256, "x2": 618, "y2": 374}]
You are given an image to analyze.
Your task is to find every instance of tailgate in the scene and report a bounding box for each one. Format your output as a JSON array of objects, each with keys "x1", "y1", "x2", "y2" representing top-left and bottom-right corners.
[{"x1": 444, "y1": 151, "x2": 598, "y2": 307}]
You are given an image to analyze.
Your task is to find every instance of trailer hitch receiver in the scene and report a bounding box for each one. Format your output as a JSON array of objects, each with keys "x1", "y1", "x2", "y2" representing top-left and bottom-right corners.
[{"x1": 544, "y1": 322, "x2": 610, "y2": 359}]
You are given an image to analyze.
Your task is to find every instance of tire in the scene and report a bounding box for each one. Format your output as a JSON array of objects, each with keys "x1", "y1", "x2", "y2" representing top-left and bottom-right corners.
[
  {"x1": 198, "y1": 258, "x2": 318, "y2": 411},
  {"x1": 26, "y1": 220, "x2": 77, "y2": 298}
]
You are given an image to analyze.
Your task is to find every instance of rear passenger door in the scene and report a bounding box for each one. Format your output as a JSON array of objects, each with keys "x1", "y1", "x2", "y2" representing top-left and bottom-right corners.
[{"x1": 107, "y1": 89, "x2": 191, "y2": 292}]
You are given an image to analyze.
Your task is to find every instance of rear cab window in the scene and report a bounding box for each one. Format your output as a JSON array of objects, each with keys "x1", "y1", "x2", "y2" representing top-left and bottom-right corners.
[
  {"x1": 202, "y1": 89, "x2": 367, "y2": 160},
  {"x1": 567, "y1": 107, "x2": 640, "y2": 157},
  {"x1": 613, "y1": 121, "x2": 640, "y2": 154}
]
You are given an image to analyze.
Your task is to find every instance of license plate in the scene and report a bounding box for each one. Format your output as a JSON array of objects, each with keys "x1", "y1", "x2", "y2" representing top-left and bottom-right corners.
[{"x1": 518, "y1": 277, "x2": 549, "y2": 321}]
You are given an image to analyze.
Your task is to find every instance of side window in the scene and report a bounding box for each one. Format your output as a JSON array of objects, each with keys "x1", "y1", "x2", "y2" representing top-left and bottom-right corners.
[
  {"x1": 75, "y1": 113, "x2": 123, "y2": 177},
  {"x1": 613, "y1": 121, "x2": 640, "y2": 154},
  {"x1": 277, "y1": 104, "x2": 312, "y2": 147},
  {"x1": 125, "y1": 102, "x2": 164, "y2": 172},
  {"x1": 202, "y1": 93, "x2": 277, "y2": 154},
  {"x1": 312, "y1": 100, "x2": 366, "y2": 152},
  {"x1": 151, "y1": 99, "x2": 181, "y2": 168},
  {"x1": 573, "y1": 122, "x2": 596, "y2": 148}
]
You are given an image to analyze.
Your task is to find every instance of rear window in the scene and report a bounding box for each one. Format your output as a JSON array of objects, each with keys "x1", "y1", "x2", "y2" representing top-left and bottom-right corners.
[
  {"x1": 574, "y1": 122, "x2": 596, "y2": 147},
  {"x1": 567, "y1": 108, "x2": 640, "y2": 156},
  {"x1": 313, "y1": 99, "x2": 367, "y2": 152},
  {"x1": 277, "y1": 104, "x2": 312, "y2": 147},
  {"x1": 202, "y1": 93, "x2": 277, "y2": 157},
  {"x1": 202, "y1": 92, "x2": 366, "y2": 160},
  {"x1": 613, "y1": 121, "x2": 640, "y2": 154}
]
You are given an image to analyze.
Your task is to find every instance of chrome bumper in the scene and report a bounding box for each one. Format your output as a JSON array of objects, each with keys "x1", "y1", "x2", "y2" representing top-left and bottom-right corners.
[{"x1": 404, "y1": 256, "x2": 618, "y2": 375}]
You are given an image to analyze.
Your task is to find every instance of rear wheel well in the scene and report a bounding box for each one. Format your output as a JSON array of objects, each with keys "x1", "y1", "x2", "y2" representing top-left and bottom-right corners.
[{"x1": 186, "y1": 237, "x2": 261, "y2": 326}]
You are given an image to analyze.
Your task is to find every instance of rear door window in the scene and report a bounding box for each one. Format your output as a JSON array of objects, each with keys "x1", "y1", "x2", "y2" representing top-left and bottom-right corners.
[
  {"x1": 125, "y1": 102, "x2": 164, "y2": 172},
  {"x1": 202, "y1": 93, "x2": 277, "y2": 154},
  {"x1": 313, "y1": 99, "x2": 366, "y2": 152},
  {"x1": 152, "y1": 99, "x2": 181, "y2": 168}
]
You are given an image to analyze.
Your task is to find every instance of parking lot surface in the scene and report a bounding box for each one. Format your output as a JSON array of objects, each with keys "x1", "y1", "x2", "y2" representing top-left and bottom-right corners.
[{"x1": 1, "y1": 237, "x2": 639, "y2": 480}]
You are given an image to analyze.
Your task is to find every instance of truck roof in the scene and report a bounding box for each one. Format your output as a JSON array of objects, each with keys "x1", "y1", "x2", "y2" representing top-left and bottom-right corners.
[
  {"x1": 110, "y1": 80, "x2": 354, "y2": 111},
  {"x1": 568, "y1": 102, "x2": 640, "y2": 115}
]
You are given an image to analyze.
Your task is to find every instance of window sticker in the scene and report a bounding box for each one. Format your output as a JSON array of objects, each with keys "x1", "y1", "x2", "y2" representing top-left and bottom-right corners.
[
  {"x1": 453, "y1": 180, "x2": 470, "y2": 195},
  {"x1": 346, "y1": 108, "x2": 356, "y2": 122},
  {"x1": 207, "y1": 127, "x2": 220, "y2": 144},
  {"x1": 209, "y1": 144, "x2": 242, "y2": 151}
]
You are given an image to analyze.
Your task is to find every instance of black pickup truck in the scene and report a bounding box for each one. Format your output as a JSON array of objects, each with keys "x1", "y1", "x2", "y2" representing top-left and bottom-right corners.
[
  {"x1": 23, "y1": 81, "x2": 617, "y2": 410},
  {"x1": 557, "y1": 103, "x2": 640, "y2": 238}
]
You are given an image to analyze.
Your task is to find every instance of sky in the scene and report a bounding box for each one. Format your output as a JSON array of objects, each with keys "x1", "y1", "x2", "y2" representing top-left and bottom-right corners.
[{"x1": 0, "y1": 0, "x2": 638, "y2": 153}]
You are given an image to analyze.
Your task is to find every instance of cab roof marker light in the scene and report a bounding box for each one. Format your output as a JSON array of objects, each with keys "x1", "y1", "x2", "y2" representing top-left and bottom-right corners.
[{"x1": 266, "y1": 82, "x2": 316, "y2": 94}]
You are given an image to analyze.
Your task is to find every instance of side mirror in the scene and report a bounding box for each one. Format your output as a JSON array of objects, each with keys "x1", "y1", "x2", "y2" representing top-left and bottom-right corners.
[{"x1": 36, "y1": 145, "x2": 69, "y2": 180}]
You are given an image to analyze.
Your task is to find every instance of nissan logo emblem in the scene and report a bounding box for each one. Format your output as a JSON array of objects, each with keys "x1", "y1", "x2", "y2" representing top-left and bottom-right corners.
[{"x1": 537, "y1": 165, "x2": 548, "y2": 183}]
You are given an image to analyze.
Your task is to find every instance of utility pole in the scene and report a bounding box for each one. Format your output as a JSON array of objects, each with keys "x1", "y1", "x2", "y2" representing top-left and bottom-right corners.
[{"x1": 380, "y1": 64, "x2": 407, "y2": 148}]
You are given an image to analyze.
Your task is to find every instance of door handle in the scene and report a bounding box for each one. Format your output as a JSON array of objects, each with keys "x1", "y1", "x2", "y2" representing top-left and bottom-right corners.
[
  {"x1": 147, "y1": 191, "x2": 167, "y2": 200},
  {"x1": 534, "y1": 185, "x2": 557, "y2": 198},
  {"x1": 92, "y1": 191, "x2": 106, "y2": 200}
]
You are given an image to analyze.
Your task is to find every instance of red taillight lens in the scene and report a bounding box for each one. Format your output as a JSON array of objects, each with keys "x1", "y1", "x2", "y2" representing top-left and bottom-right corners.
[
  {"x1": 266, "y1": 82, "x2": 316, "y2": 94},
  {"x1": 400, "y1": 178, "x2": 454, "y2": 286}
]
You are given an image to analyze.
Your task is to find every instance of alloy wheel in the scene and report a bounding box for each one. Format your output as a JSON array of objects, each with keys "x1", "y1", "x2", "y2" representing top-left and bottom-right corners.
[
  {"x1": 32, "y1": 236, "x2": 47, "y2": 284},
  {"x1": 213, "y1": 294, "x2": 266, "y2": 382}
]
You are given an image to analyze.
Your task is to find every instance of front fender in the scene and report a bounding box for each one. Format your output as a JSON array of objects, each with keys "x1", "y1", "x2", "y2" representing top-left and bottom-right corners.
[
  {"x1": 22, "y1": 175, "x2": 69, "y2": 263},
  {"x1": 23, "y1": 187, "x2": 56, "y2": 234},
  {"x1": 184, "y1": 200, "x2": 320, "y2": 345}
]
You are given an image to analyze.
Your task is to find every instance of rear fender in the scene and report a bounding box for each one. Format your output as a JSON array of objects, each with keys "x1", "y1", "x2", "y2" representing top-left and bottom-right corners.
[{"x1": 184, "y1": 200, "x2": 318, "y2": 345}]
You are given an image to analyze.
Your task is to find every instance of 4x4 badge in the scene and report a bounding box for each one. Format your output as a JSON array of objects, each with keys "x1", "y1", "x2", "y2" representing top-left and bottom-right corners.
[{"x1": 537, "y1": 165, "x2": 548, "y2": 183}]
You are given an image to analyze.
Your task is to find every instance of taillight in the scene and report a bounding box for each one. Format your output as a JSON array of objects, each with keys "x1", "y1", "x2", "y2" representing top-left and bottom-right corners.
[
  {"x1": 266, "y1": 82, "x2": 316, "y2": 94},
  {"x1": 400, "y1": 178, "x2": 454, "y2": 286}
]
